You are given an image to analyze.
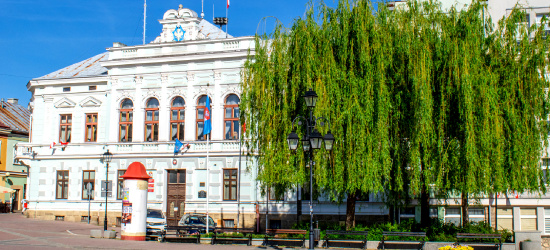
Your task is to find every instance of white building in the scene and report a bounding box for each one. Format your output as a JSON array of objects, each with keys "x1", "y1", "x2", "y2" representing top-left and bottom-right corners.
[{"x1": 15, "y1": 5, "x2": 384, "y2": 230}]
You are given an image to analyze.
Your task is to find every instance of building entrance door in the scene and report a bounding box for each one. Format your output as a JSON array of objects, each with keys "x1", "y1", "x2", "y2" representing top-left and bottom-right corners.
[{"x1": 166, "y1": 170, "x2": 186, "y2": 226}]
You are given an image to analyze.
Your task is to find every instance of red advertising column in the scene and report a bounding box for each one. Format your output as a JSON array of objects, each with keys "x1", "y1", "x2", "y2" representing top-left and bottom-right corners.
[{"x1": 120, "y1": 162, "x2": 150, "y2": 241}]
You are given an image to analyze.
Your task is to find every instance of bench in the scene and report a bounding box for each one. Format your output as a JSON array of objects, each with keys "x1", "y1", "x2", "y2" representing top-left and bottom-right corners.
[
  {"x1": 264, "y1": 229, "x2": 308, "y2": 247},
  {"x1": 212, "y1": 227, "x2": 254, "y2": 245},
  {"x1": 160, "y1": 226, "x2": 203, "y2": 243},
  {"x1": 381, "y1": 231, "x2": 427, "y2": 250},
  {"x1": 456, "y1": 233, "x2": 502, "y2": 250},
  {"x1": 324, "y1": 230, "x2": 369, "y2": 249}
]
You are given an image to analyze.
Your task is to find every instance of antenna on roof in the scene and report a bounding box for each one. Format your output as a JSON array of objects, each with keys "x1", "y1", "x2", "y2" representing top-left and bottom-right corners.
[
  {"x1": 143, "y1": 0, "x2": 147, "y2": 45},
  {"x1": 201, "y1": 0, "x2": 204, "y2": 19}
]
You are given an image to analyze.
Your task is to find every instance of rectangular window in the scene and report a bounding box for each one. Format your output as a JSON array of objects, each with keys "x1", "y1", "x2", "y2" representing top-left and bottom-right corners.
[
  {"x1": 89, "y1": 86, "x2": 97, "y2": 91},
  {"x1": 117, "y1": 170, "x2": 126, "y2": 200},
  {"x1": 400, "y1": 207, "x2": 416, "y2": 222},
  {"x1": 170, "y1": 109, "x2": 185, "y2": 140},
  {"x1": 545, "y1": 209, "x2": 550, "y2": 234},
  {"x1": 497, "y1": 208, "x2": 514, "y2": 231},
  {"x1": 82, "y1": 170, "x2": 95, "y2": 200},
  {"x1": 223, "y1": 219, "x2": 235, "y2": 228},
  {"x1": 469, "y1": 208, "x2": 485, "y2": 223},
  {"x1": 223, "y1": 169, "x2": 238, "y2": 200},
  {"x1": 63, "y1": 87, "x2": 70, "y2": 92},
  {"x1": 445, "y1": 208, "x2": 461, "y2": 225},
  {"x1": 85, "y1": 113, "x2": 98, "y2": 142},
  {"x1": 56, "y1": 170, "x2": 69, "y2": 199},
  {"x1": 268, "y1": 187, "x2": 284, "y2": 201},
  {"x1": 168, "y1": 170, "x2": 186, "y2": 184},
  {"x1": 536, "y1": 13, "x2": 549, "y2": 37},
  {"x1": 59, "y1": 114, "x2": 72, "y2": 143},
  {"x1": 119, "y1": 111, "x2": 133, "y2": 142},
  {"x1": 521, "y1": 208, "x2": 537, "y2": 230}
]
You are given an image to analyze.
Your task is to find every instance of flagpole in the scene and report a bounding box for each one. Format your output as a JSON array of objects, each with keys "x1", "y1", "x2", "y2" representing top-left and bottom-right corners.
[
  {"x1": 206, "y1": 134, "x2": 210, "y2": 234},
  {"x1": 226, "y1": 1, "x2": 229, "y2": 38}
]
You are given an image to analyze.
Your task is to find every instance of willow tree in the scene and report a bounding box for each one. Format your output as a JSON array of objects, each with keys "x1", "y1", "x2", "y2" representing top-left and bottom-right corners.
[{"x1": 241, "y1": 0, "x2": 550, "y2": 229}]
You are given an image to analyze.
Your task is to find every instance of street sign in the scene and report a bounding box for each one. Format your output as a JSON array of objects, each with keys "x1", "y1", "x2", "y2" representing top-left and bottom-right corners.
[
  {"x1": 101, "y1": 191, "x2": 112, "y2": 198},
  {"x1": 86, "y1": 183, "x2": 93, "y2": 196},
  {"x1": 101, "y1": 180, "x2": 112, "y2": 191}
]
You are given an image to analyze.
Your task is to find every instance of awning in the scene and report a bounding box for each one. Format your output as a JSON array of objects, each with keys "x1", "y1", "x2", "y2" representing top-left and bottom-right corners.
[{"x1": 0, "y1": 186, "x2": 15, "y2": 194}]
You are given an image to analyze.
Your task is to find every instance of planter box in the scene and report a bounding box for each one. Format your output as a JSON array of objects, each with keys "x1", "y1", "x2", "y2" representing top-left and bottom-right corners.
[
  {"x1": 103, "y1": 231, "x2": 117, "y2": 239},
  {"x1": 90, "y1": 230, "x2": 102, "y2": 238},
  {"x1": 521, "y1": 241, "x2": 541, "y2": 250}
]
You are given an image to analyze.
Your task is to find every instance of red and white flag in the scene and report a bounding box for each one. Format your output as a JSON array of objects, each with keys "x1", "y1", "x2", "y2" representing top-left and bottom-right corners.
[
  {"x1": 50, "y1": 142, "x2": 56, "y2": 149},
  {"x1": 227, "y1": 0, "x2": 230, "y2": 8}
]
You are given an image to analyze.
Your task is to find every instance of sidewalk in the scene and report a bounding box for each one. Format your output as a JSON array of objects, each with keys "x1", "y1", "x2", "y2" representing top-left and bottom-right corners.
[{"x1": 0, "y1": 213, "x2": 274, "y2": 250}]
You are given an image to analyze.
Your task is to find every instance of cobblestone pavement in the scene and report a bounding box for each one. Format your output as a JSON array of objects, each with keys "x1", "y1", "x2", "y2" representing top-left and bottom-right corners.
[{"x1": 0, "y1": 213, "x2": 291, "y2": 250}]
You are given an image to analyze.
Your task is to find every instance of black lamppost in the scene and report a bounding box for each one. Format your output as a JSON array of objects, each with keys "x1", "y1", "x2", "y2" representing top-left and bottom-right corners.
[
  {"x1": 287, "y1": 88, "x2": 335, "y2": 250},
  {"x1": 102, "y1": 150, "x2": 113, "y2": 231}
]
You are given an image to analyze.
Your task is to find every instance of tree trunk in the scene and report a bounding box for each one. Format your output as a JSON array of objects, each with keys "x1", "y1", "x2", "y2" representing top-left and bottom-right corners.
[
  {"x1": 346, "y1": 191, "x2": 357, "y2": 230},
  {"x1": 462, "y1": 192, "x2": 469, "y2": 226},
  {"x1": 389, "y1": 205, "x2": 396, "y2": 224},
  {"x1": 420, "y1": 185, "x2": 430, "y2": 228}
]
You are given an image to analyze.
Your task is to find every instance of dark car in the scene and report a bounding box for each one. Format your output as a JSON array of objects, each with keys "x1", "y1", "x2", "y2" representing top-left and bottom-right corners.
[{"x1": 177, "y1": 213, "x2": 216, "y2": 233}]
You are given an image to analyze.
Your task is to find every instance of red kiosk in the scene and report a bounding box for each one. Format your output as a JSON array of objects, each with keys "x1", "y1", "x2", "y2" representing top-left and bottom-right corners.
[{"x1": 120, "y1": 162, "x2": 150, "y2": 241}]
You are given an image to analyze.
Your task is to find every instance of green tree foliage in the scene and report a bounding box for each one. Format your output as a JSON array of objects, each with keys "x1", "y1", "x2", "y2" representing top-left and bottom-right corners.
[{"x1": 241, "y1": 0, "x2": 550, "y2": 226}]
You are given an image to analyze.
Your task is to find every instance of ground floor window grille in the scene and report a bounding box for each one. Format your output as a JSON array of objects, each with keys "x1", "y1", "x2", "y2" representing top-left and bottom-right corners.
[
  {"x1": 497, "y1": 208, "x2": 514, "y2": 231},
  {"x1": 223, "y1": 219, "x2": 235, "y2": 228},
  {"x1": 521, "y1": 208, "x2": 537, "y2": 231},
  {"x1": 81, "y1": 216, "x2": 89, "y2": 222},
  {"x1": 55, "y1": 216, "x2": 65, "y2": 221}
]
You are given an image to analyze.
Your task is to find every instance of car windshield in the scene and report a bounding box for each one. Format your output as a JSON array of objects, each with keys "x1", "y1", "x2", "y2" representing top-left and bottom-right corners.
[
  {"x1": 186, "y1": 215, "x2": 214, "y2": 226},
  {"x1": 147, "y1": 209, "x2": 164, "y2": 219}
]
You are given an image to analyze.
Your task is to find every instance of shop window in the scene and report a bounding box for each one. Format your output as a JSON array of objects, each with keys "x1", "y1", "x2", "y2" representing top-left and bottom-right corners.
[
  {"x1": 59, "y1": 114, "x2": 72, "y2": 143},
  {"x1": 170, "y1": 96, "x2": 185, "y2": 140},
  {"x1": 224, "y1": 94, "x2": 240, "y2": 140},
  {"x1": 119, "y1": 99, "x2": 133, "y2": 142},
  {"x1": 85, "y1": 113, "x2": 98, "y2": 142},
  {"x1": 145, "y1": 98, "x2": 159, "y2": 142}
]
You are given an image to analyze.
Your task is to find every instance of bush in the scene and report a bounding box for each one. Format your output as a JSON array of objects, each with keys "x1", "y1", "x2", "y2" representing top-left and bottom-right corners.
[{"x1": 295, "y1": 219, "x2": 513, "y2": 242}]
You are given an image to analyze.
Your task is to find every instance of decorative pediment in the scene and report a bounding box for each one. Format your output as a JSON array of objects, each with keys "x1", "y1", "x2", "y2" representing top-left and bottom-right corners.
[
  {"x1": 80, "y1": 96, "x2": 102, "y2": 108},
  {"x1": 54, "y1": 98, "x2": 76, "y2": 108}
]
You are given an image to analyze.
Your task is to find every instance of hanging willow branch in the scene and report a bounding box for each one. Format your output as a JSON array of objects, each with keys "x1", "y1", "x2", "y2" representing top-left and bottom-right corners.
[{"x1": 241, "y1": 0, "x2": 550, "y2": 203}]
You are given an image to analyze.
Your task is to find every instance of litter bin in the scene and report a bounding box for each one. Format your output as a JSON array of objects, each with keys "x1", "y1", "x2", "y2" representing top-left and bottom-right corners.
[{"x1": 314, "y1": 228, "x2": 321, "y2": 241}]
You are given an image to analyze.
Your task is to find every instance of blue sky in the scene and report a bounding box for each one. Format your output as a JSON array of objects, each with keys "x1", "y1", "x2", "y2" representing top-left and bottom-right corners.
[{"x1": 0, "y1": 0, "x2": 340, "y2": 107}]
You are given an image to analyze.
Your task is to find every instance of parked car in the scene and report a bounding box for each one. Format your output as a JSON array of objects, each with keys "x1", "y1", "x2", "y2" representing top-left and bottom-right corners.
[
  {"x1": 146, "y1": 208, "x2": 166, "y2": 237},
  {"x1": 178, "y1": 213, "x2": 216, "y2": 233}
]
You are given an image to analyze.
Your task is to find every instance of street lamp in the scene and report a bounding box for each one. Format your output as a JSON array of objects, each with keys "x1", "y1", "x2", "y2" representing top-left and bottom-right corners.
[
  {"x1": 101, "y1": 149, "x2": 113, "y2": 231},
  {"x1": 287, "y1": 88, "x2": 334, "y2": 250}
]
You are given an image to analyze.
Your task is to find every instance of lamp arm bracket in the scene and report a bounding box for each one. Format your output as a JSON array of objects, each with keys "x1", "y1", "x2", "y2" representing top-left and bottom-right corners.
[
  {"x1": 313, "y1": 116, "x2": 331, "y2": 131},
  {"x1": 291, "y1": 116, "x2": 309, "y2": 130}
]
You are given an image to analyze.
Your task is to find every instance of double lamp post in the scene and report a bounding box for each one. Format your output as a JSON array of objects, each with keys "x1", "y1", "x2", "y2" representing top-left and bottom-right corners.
[{"x1": 286, "y1": 89, "x2": 335, "y2": 250}]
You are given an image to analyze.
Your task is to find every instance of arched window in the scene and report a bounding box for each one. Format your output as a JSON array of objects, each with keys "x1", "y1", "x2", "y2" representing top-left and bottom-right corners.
[
  {"x1": 119, "y1": 99, "x2": 133, "y2": 142},
  {"x1": 171, "y1": 97, "x2": 185, "y2": 140},
  {"x1": 196, "y1": 95, "x2": 212, "y2": 140},
  {"x1": 224, "y1": 94, "x2": 240, "y2": 140},
  {"x1": 145, "y1": 98, "x2": 159, "y2": 142}
]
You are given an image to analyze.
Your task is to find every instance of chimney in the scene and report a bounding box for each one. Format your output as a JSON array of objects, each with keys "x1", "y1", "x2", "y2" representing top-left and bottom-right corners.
[{"x1": 7, "y1": 98, "x2": 18, "y2": 105}]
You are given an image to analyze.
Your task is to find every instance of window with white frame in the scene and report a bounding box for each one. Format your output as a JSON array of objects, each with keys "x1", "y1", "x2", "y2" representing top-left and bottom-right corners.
[
  {"x1": 544, "y1": 209, "x2": 550, "y2": 234},
  {"x1": 445, "y1": 208, "x2": 461, "y2": 225},
  {"x1": 469, "y1": 208, "x2": 485, "y2": 223},
  {"x1": 497, "y1": 208, "x2": 514, "y2": 231},
  {"x1": 400, "y1": 207, "x2": 415, "y2": 222},
  {"x1": 521, "y1": 208, "x2": 537, "y2": 230},
  {"x1": 535, "y1": 13, "x2": 549, "y2": 36}
]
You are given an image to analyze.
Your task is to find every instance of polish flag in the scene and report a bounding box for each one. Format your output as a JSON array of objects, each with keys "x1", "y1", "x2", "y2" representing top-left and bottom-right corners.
[{"x1": 227, "y1": 0, "x2": 230, "y2": 8}]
